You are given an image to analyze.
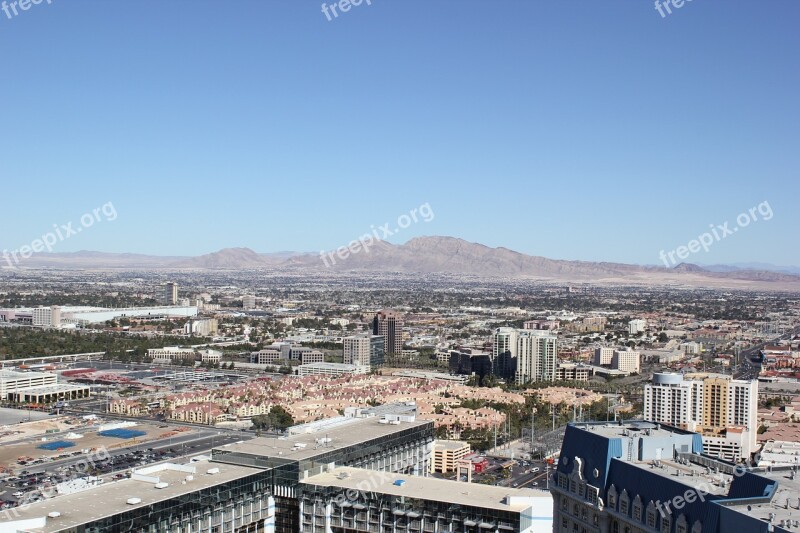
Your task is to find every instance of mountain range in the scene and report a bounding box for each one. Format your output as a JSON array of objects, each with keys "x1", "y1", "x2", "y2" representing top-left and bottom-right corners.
[{"x1": 6, "y1": 236, "x2": 800, "y2": 289}]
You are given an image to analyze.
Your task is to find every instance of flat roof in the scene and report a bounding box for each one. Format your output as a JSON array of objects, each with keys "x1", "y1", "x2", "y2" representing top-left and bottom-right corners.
[
  {"x1": 0, "y1": 370, "x2": 56, "y2": 380},
  {"x1": 301, "y1": 466, "x2": 551, "y2": 513},
  {"x1": 726, "y1": 468, "x2": 800, "y2": 525},
  {"x1": 0, "y1": 460, "x2": 262, "y2": 532},
  {"x1": 434, "y1": 440, "x2": 470, "y2": 452},
  {"x1": 215, "y1": 417, "x2": 432, "y2": 462},
  {"x1": 12, "y1": 384, "x2": 90, "y2": 394}
]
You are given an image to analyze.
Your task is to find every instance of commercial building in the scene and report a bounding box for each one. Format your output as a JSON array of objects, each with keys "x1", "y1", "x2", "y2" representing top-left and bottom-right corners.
[
  {"x1": 299, "y1": 466, "x2": 552, "y2": 533},
  {"x1": 32, "y1": 306, "x2": 62, "y2": 327},
  {"x1": 243, "y1": 294, "x2": 257, "y2": 310},
  {"x1": 184, "y1": 318, "x2": 219, "y2": 336},
  {"x1": 146, "y1": 347, "x2": 197, "y2": 362},
  {"x1": 163, "y1": 281, "x2": 179, "y2": 305},
  {"x1": 252, "y1": 349, "x2": 283, "y2": 365},
  {"x1": 611, "y1": 348, "x2": 640, "y2": 374},
  {"x1": 555, "y1": 363, "x2": 591, "y2": 382},
  {"x1": 449, "y1": 349, "x2": 493, "y2": 382},
  {"x1": 344, "y1": 335, "x2": 371, "y2": 366},
  {"x1": 431, "y1": 439, "x2": 471, "y2": 473},
  {"x1": 296, "y1": 362, "x2": 369, "y2": 377},
  {"x1": 594, "y1": 347, "x2": 615, "y2": 366},
  {"x1": 594, "y1": 347, "x2": 640, "y2": 374},
  {"x1": 0, "y1": 370, "x2": 58, "y2": 400},
  {"x1": 552, "y1": 421, "x2": 796, "y2": 533},
  {"x1": 628, "y1": 318, "x2": 647, "y2": 335},
  {"x1": 344, "y1": 334, "x2": 385, "y2": 369},
  {"x1": 373, "y1": 310, "x2": 404, "y2": 355},
  {"x1": 643, "y1": 373, "x2": 758, "y2": 460},
  {"x1": 6, "y1": 383, "x2": 91, "y2": 404},
  {"x1": 492, "y1": 328, "x2": 557, "y2": 384}
]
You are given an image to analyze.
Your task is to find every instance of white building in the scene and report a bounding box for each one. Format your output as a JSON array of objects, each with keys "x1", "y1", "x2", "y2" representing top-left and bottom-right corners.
[
  {"x1": 343, "y1": 335, "x2": 371, "y2": 366},
  {"x1": 251, "y1": 349, "x2": 283, "y2": 365},
  {"x1": 628, "y1": 319, "x2": 647, "y2": 335},
  {"x1": 296, "y1": 362, "x2": 369, "y2": 377},
  {"x1": 32, "y1": 306, "x2": 61, "y2": 327},
  {"x1": 611, "y1": 348, "x2": 640, "y2": 374},
  {"x1": 643, "y1": 373, "x2": 758, "y2": 461},
  {"x1": 184, "y1": 318, "x2": 219, "y2": 336},
  {"x1": 147, "y1": 347, "x2": 197, "y2": 362},
  {"x1": 594, "y1": 347, "x2": 615, "y2": 366},
  {"x1": 242, "y1": 295, "x2": 256, "y2": 310},
  {"x1": 515, "y1": 330, "x2": 557, "y2": 384},
  {"x1": 163, "y1": 282, "x2": 179, "y2": 305},
  {"x1": 0, "y1": 370, "x2": 58, "y2": 400},
  {"x1": 492, "y1": 328, "x2": 557, "y2": 384}
]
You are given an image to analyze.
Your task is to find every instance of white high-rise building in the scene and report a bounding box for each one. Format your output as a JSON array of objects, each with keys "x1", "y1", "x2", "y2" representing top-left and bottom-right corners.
[
  {"x1": 492, "y1": 328, "x2": 557, "y2": 384},
  {"x1": 515, "y1": 330, "x2": 557, "y2": 384},
  {"x1": 32, "y1": 306, "x2": 61, "y2": 328},
  {"x1": 643, "y1": 373, "x2": 758, "y2": 461},
  {"x1": 242, "y1": 295, "x2": 256, "y2": 310}
]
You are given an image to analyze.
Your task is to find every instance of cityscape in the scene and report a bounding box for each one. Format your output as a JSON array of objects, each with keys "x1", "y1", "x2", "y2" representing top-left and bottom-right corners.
[{"x1": 2, "y1": 2, "x2": 799, "y2": 533}]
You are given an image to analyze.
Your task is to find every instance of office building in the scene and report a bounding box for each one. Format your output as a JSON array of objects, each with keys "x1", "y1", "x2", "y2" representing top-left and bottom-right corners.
[
  {"x1": 431, "y1": 440, "x2": 471, "y2": 473},
  {"x1": 612, "y1": 348, "x2": 640, "y2": 374},
  {"x1": 162, "y1": 282, "x2": 179, "y2": 305},
  {"x1": 555, "y1": 363, "x2": 591, "y2": 382},
  {"x1": 643, "y1": 373, "x2": 758, "y2": 460},
  {"x1": 373, "y1": 310, "x2": 404, "y2": 355},
  {"x1": 594, "y1": 347, "x2": 615, "y2": 366},
  {"x1": 184, "y1": 318, "x2": 219, "y2": 336},
  {"x1": 629, "y1": 318, "x2": 647, "y2": 335},
  {"x1": 243, "y1": 294, "x2": 257, "y2": 310},
  {"x1": 300, "y1": 466, "x2": 552, "y2": 533},
  {"x1": 552, "y1": 421, "x2": 795, "y2": 533},
  {"x1": 32, "y1": 306, "x2": 61, "y2": 328},
  {"x1": 344, "y1": 335, "x2": 371, "y2": 366},
  {"x1": 146, "y1": 347, "x2": 197, "y2": 362},
  {"x1": 252, "y1": 349, "x2": 283, "y2": 365}
]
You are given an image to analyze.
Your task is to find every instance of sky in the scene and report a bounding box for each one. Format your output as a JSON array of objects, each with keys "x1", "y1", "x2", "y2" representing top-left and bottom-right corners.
[{"x1": 1, "y1": 0, "x2": 798, "y2": 266}]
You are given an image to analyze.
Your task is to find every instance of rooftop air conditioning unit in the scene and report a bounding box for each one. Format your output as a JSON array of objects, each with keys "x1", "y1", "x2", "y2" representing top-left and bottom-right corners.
[{"x1": 127, "y1": 498, "x2": 142, "y2": 505}]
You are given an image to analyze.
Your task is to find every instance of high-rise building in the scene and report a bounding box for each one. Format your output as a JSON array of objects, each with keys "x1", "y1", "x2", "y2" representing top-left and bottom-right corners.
[
  {"x1": 344, "y1": 335, "x2": 371, "y2": 366},
  {"x1": 242, "y1": 294, "x2": 256, "y2": 310},
  {"x1": 611, "y1": 348, "x2": 640, "y2": 374},
  {"x1": 552, "y1": 421, "x2": 792, "y2": 533},
  {"x1": 594, "y1": 347, "x2": 615, "y2": 366},
  {"x1": 643, "y1": 373, "x2": 758, "y2": 460},
  {"x1": 373, "y1": 310, "x2": 404, "y2": 355},
  {"x1": 343, "y1": 334, "x2": 385, "y2": 369},
  {"x1": 629, "y1": 318, "x2": 647, "y2": 335},
  {"x1": 516, "y1": 330, "x2": 558, "y2": 384},
  {"x1": 492, "y1": 328, "x2": 557, "y2": 384},
  {"x1": 163, "y1": 282, "x2": 178, "y2": 305}
]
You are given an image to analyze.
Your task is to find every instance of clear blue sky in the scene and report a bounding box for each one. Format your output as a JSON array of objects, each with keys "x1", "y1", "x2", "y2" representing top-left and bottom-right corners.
[{"x1": 2, "y1": 0, "x2": 798, "y2": 266}]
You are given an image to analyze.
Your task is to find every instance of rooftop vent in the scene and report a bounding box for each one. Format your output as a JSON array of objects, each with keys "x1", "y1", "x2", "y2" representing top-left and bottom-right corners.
[
  {"x1": 155, "y1": 482, "x2": 169, "y2": 489},
  {"x1": 393, "y1": 480, "x2": 406, "y2": 487},
  {"x1": 207, "y1": 468, "x2": 220, "y2": 475},
  {"x1": 127, "y1": 498, "x2": 142, "y2": 505},
  {"x1": 48, "y1": 512, "x2": 61, "y2": 518}
]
